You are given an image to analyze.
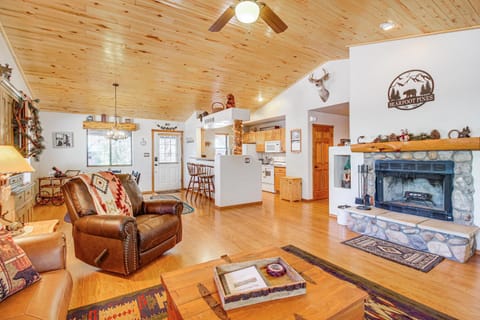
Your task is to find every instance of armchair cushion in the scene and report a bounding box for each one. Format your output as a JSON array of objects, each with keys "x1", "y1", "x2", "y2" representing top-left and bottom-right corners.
[
  {"x1": 0, "y1": 229, "x2": 40, "y2": 302},
  {"x1": 136, "y1": 214, "x2": 180, "y2": 252}
]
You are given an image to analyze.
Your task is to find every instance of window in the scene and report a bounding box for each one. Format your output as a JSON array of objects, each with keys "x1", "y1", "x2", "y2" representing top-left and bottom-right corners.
[
  {"x1": 157, "y1": 135, "x2": 179, "y2": 163},
  {"x1": 215, "y1": 134, "x2": 229, "y2": 155},
  {"x1": 87, "y1": 130, "x2": 132, "y2": 166}
]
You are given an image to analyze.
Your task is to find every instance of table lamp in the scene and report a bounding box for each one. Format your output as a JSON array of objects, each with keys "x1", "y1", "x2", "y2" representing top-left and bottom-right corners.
[{"x1": 0, "y1": 145, "x2": 35, "y2": 223}]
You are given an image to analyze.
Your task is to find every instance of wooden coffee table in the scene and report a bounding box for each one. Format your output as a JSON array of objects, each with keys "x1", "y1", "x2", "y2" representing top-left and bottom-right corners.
[{"x1": 161, "y1": 247, "x2": 367, "y2": 320}]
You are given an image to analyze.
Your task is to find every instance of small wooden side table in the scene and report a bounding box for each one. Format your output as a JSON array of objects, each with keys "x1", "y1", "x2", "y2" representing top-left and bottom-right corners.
[{"x1": 280, "y1": 176, "x2": 302, "y2": 202}]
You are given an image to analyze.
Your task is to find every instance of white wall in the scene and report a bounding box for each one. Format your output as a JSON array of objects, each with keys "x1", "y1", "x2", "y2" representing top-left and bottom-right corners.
[
  {"x1": 349, "y1": 28, "x2": 480, "y2": 232},
  {"x1": 350, "y1": 28, "x2": 480, "y2": 140},
  {"x1": 33, "y1": 111, "x2": 184, "y2": 192},
  {"x1": 251, "y1": 59, "x2": 351, "y2": 199}
]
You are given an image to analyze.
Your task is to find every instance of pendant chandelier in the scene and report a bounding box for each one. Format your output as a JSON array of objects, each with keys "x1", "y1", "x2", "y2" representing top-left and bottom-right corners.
[{"x1": 106, "y1": 83, "x2": 127, "y2": 140}]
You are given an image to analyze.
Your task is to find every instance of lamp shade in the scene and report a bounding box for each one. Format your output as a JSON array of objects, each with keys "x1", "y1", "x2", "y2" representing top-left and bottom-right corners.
[
  {"x1": 0, "y1": 145, "x2": 35, "y2": 174},
  {"x1": 235, "y1": 0, "x2": 260, "y2": 24}
]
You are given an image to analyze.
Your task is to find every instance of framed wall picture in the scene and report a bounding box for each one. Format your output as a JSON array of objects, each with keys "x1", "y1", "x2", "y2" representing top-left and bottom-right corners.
[
  {"x1": 291, "y1": 129, "x2": 301, "y2": 153},
  {"x1": 53, "y1": 131, "x2": 73, "y2": 148}
]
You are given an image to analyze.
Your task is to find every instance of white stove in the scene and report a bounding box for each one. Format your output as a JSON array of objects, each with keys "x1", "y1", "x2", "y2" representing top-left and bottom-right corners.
[{"x1": 261, "y1": 164, "x2": 275, "y2": 192}]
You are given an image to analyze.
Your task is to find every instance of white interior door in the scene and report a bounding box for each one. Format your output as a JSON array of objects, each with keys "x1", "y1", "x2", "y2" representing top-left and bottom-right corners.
[{"x1": 153, "y1": 132, "x2": 182, "y2": 192}]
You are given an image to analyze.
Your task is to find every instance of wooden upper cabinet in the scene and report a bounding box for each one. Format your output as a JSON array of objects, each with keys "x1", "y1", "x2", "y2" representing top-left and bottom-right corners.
[
  {"x1": 255, "y1": 131, "x2": 265, "y2": 152},
  {"x1": 243, "y1": 128, "x2": 286, "y2": 152},
  {"x1": 243, "y1": 132, "x2": 256, "y2": 144}
]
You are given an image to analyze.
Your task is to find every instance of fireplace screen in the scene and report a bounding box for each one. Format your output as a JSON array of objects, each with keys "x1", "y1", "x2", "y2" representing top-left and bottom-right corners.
[{"x1": 375, "y1": 160, "x2": 454, "y2": 221}]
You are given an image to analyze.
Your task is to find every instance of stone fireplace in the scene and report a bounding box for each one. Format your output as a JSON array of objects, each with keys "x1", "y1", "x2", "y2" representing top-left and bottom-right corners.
[
  {"x1": 365, "y1": 150, "x2": 475, "y2": 226},
  {"x1": 345, "y1": 148, "x2": 478, "y2": 263},
  {"x1": 374, "y1": 159, "x2": 454, "y2": 221}
]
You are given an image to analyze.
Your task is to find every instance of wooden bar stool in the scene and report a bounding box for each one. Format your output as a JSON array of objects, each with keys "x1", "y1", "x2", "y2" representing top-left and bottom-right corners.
[
  {"x1": 197, "y1": 165, "x2": 215, "y2": 200},
  {"x1": 186, "y1": 163, "x2": 201, "y2": 198}
]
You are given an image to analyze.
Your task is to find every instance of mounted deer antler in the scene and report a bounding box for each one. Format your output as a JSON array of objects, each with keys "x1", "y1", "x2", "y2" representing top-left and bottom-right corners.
[{"x1": 309, "y1": 68, "x2": 330, "y2": 102}]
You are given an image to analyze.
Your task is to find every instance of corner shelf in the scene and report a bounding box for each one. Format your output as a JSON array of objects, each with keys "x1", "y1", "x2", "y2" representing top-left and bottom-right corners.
[
  {"x1": 350, "y1": 137, "x2": 480, "y2": 153},
  {"x1": 82, "y1": 121, "x2": 137, "y2": 131}
]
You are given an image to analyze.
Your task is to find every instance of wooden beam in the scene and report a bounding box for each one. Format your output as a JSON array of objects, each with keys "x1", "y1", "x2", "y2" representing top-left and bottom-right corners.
[
  {"x1": 82, "y1": 121, "x2": 137, "y2": 131},
  {"x1": 350, "y1": 137, "x2": 480, "y2": 153}
]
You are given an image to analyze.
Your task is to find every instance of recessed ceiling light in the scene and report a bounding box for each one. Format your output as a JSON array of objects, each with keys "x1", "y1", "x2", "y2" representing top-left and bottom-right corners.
[
  {"x1": 380, "y1": 21, "x2": 395, "y2": 31},
  {"x1": 257, "y1": 94, "x2": 264, "y2": 102}
]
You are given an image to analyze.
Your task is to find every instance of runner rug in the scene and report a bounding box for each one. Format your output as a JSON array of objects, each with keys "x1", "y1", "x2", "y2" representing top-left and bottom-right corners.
[
  {"x1": 149, "y1": 194, "x2": 194, "y2": 214},
  {"x1": 342, "y1": 235, "x2": 444, "y2": 272},
  {"x1": 67, "y1": 245, "x2": 453, "y2": 320}
]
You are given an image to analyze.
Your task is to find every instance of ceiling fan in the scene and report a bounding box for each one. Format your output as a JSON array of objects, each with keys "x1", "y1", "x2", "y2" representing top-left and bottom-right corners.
[{"x1": 209, "y1": 0, "x2": 288, "y2": 33}]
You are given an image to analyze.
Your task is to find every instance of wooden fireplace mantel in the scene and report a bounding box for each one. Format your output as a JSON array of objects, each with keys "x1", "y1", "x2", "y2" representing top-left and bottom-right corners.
[{"x1": 350, "y1": 137, "x2": 480, "y2": 153}]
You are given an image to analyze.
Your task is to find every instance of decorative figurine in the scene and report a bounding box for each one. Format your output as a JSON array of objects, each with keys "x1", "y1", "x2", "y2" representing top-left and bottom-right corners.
[{"x1": 225, "y1": 93, "x2": 236, "y2": 108}]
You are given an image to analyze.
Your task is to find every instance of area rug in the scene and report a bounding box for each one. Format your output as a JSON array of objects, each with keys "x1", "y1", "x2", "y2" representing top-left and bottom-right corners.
[
  {"x1": 149, "y1": 194, "x2": 194, "y2": 214},
  {"x1": 342, "y1": 235, "x2": 443, "y2": 272},
  {"x1": 67, "y1": 285, "x2": 167, "y2": 320},
  {"x1": 283, "y1": 245, "x2": 453, "y2": 320},
  {"x1": 68, "y1": 245, "x2": 453, "y2": 320}
]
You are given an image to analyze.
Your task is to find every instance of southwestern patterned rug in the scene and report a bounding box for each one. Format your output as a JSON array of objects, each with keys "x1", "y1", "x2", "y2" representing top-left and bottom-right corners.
[
  {"x1": 67, "y1": 245, "x2": 453, "y2": 320},
  {"x1": 342, "y1": 235, "x2": 444, "y2": 272},
  {"x1": 149, "y1": 194, "x2": 195, "y2": 214},
  {"x1": 67, "y1": 285, "x2": 167, "y2": 320}
]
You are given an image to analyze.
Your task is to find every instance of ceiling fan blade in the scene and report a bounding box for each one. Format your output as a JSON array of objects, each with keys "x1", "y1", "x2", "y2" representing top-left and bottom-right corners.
[
  {"x1": 208, "y1": 6, "x2": 235, "y2": 32},
  {"x1": 259, "y1": 3, "x2": 288, "y2": 33}
]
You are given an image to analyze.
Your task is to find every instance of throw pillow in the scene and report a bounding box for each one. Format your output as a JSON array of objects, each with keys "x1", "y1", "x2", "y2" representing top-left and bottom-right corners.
[{"x1": 0, "y1": 229, "x2": 41, "y2": 301}]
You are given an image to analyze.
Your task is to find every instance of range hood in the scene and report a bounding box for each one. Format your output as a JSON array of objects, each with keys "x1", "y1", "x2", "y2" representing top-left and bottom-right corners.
[{"x1": 203, "y1": 108, "x2": 250, "y2": 129}]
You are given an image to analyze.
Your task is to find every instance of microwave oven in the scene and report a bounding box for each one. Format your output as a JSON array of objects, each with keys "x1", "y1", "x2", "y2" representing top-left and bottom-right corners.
[{"x1": 265, "y1": 140, "x2": 281, "y2": 153}]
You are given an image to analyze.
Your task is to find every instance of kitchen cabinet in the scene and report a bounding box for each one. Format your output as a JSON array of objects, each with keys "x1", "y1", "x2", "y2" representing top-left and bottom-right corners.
[
  {"x1": 274, "y1": 166, "x2": 286, "y2": 192},
  {"x1": 255, "y1": 131, "x2": 265, "y2": 152},
  {"x1": 280, "y1": 177, "x2": 302, "y2": 202},
  {"x1": 244, "y1": 128, "x2": 286, "y2": 153},
  {"x1": 243, "y1": 132, "x2": 256, "y2": 144}
]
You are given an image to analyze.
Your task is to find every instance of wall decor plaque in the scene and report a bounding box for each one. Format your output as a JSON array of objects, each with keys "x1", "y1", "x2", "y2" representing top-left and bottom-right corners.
[{"x1": 387, "y1": 69, "x2": 435, "y2": 110}]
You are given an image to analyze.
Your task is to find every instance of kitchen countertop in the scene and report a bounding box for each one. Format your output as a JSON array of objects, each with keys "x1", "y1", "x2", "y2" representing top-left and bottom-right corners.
[{"x1": 190, "y1": 157, "x2": 215, "y2": 161}]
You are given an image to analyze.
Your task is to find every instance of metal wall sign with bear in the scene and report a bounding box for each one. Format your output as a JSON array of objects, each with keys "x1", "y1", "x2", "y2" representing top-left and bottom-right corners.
[{"x1": 387, "y1": 69, "x2": 435, "y2": 110}]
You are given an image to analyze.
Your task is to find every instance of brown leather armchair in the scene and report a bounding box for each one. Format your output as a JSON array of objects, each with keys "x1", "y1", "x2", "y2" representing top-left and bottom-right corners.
[{"x1": 61, "y1": 173, "x2": 183, "y2": 275}]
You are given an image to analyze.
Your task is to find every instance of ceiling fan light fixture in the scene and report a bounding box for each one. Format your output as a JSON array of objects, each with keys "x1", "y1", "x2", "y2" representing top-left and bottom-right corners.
[{"x1": 235, "y1": 0, "x2": 260, "y2": 24}]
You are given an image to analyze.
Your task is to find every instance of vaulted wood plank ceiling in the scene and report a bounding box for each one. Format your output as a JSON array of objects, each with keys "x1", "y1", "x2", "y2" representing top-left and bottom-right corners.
[{"x1": 0, "y1": 1, "x2": 478, "y2": 121}]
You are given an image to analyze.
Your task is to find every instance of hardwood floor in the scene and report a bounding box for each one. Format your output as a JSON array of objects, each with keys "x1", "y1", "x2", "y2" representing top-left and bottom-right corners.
[{"x1": 32, "y1": 191, "x2": 480, "y2": 319}]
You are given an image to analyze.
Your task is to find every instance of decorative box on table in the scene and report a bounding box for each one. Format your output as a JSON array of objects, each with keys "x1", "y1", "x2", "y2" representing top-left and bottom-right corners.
[{"x1": 213, "y1": 256, "x2": 306, "y2": 310}]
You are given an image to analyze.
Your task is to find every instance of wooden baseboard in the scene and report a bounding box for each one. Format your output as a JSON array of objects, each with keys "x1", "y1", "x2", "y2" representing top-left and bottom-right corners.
[{"x1": 215, "y1": 201, "x2": 262, "y2": 210}]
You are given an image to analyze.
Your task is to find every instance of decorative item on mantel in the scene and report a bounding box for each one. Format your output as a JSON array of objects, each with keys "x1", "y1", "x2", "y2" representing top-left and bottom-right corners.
[
  {"x1": 448, "y1": 126, "x2": 471, "y2": 139},
  {"x1": 372, "y1": 128, "x2": 442, "y2": 143}
]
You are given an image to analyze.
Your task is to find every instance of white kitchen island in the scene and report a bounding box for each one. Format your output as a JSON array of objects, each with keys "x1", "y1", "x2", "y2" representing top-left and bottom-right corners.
[{"x1": 214, "y1": 155, "x2": 262, "y2": 208}]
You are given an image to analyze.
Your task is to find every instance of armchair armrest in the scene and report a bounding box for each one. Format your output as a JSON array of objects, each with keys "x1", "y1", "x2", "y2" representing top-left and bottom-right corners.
[
  {"x1": 74, "y1": 215, "x2": 136, "y2": 239},
  {"x1": 14, "y1": 232, "x2": 67, "y2": 273},
  {"x1": 141, "y1": 200, "x2": 183, "y2": 217}
]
